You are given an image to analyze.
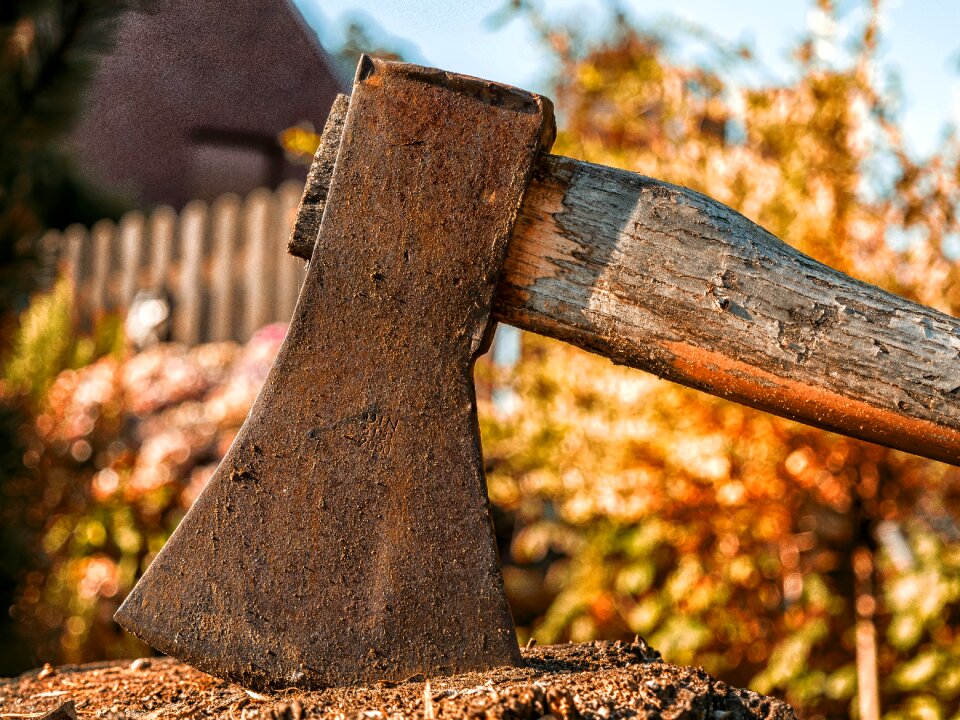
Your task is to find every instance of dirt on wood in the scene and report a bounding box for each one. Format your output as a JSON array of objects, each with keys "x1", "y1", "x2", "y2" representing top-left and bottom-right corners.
[{"x1": 1, "y1": 640, "x2": 795, "y2": 720}]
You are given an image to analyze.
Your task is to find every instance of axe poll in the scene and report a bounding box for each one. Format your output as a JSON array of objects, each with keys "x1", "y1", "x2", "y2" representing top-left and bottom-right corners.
[{"x1": 117, "y1": 57, "x2": 960, "y2": 690}]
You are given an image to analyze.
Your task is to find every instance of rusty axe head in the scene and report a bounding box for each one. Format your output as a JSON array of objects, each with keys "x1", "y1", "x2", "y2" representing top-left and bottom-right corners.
[{"x1": 115, "y1": 56, "x2": 555, "y2": 689}]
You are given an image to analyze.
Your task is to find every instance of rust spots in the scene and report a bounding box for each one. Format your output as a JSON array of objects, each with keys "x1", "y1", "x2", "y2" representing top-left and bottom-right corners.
[{"x1": 662, "y1": 340, "x2": 960, "y2": 465}]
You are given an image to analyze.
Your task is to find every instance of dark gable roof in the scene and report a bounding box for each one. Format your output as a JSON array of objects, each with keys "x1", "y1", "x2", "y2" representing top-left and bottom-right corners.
[{"x1": 71, "y1": 0, "x2": 345, "y2": 209}]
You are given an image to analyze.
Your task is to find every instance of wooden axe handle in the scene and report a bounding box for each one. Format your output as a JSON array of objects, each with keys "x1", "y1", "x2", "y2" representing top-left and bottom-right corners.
[{"x1": 291, "y1": 95, "x2": 960, "y2": 465}]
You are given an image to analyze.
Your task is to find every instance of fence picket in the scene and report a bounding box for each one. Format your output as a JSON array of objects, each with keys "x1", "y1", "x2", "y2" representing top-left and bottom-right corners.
[
  {"x1": 243, "y1": 188, "x2": 273, "y2": 339},
  {"x1": 119, "y1": 210, "x2": 146, "y2": 307},
  {"x1": 175, "y1": 200, "x2": 208, "y2": 345},
  {"x1": 89, "y1": 219, "x2": 114, "y2": 318},
  {"x1": 209, "y1": 194, "x2": 241, "y2": 342},
  {"x1": 148, "y1": 205, "x2": 176, "y2": 290},
  {"x1": 274, "y1": 181, "x2": 303, "y2": 323},
  {"x1": 62, "y1": 224, "x2": 86, "y2": 291},
  {"x1": 57, "y1": 184, "x2": 306, "y2": 345}
]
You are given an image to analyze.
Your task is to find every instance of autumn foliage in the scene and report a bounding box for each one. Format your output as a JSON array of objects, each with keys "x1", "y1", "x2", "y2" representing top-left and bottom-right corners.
[
  {"x1": 481, "y1": 2, "x2": 960, "y2": 716},
  {"x1": 3, "y1": 2, "x2": 960, "y2": 718}
]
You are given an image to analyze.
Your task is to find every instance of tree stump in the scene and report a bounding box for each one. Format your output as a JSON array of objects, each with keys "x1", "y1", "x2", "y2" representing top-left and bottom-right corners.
[{"x1": 0, "y1": 640, "x2": 795, "y2": 719}]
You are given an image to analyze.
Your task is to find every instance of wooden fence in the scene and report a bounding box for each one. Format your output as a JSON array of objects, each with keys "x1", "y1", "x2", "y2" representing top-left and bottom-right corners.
[{"x1": 47, "y1": 181, "x2": 308, "y2": 345}]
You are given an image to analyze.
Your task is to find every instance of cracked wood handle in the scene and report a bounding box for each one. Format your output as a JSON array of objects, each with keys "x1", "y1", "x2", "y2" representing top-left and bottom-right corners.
[{"x1": 292, "y1": 94, "x2": 960, "y2": 465}]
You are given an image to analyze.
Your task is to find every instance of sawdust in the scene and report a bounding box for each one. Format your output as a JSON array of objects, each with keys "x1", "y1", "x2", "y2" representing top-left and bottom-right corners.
[{"x1": 0, "y1": 640, "x2": 795, "y2": 720}]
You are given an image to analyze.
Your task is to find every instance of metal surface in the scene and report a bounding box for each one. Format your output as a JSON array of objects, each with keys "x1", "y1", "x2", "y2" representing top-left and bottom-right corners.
[{"x1": 115, "y1": 56, "x2": 554, "y2": 689}]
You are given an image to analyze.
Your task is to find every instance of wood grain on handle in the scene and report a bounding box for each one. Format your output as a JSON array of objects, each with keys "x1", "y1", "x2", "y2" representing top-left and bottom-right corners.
[
  {"x1": 498, "y1": 156, "x2": 960, "y2": 465},
  {"x1": 291, "y1": 97, "x2": 960, "y2": 465}
]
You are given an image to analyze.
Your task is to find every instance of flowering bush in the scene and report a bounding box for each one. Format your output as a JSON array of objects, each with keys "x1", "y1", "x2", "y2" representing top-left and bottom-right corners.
[{"x1": 7, "y1": 326, "x2": 285, "y2": 664}]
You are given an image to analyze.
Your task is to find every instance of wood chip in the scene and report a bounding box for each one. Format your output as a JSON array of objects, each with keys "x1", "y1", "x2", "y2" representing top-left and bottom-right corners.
[{"x1": 422, "y1": 680, "x2": 434, "y2": 720}]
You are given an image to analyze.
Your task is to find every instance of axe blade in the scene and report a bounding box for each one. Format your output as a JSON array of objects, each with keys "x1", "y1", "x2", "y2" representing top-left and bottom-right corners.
[{"x1": 115, "y1": 56, "x2": 555, "y2": 689}]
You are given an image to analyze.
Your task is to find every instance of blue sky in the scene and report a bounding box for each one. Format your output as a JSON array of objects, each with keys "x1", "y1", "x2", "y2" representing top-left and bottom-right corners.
[{"x1": 293, "y1": 0, "x2": 958, "y2": 160}]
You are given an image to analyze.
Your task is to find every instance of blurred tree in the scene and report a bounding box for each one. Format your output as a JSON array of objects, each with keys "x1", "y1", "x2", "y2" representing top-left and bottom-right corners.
[
  {"x1": 328, "y1": 16, "x2": 408, "y2": 81},
  {"x1": 280, "y1": 12, "x2": 417, "y2": 164},
  {"x1": 0, "y1": 0, "x2": 129, "y2": 326},
  {"x1": 0, "y1": 277, "x2": 125, "y2": 675},
  {"x1": 480, "y1": 1, "x2": 960, "y2": 717},
  {"x1": 0, "y1": 0, "x2": 130, "y2": 675}
]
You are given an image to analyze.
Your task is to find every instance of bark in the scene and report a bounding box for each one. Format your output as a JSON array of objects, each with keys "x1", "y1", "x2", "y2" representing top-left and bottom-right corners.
[{"x1": 290, "y1": 104, "x2": 960, "y2": 465}]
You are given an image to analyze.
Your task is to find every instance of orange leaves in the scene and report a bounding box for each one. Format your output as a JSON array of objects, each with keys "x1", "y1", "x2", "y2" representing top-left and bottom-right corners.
[
  {"x1": 9, "y1": 326, "x2": 287, "y2": 664},
  {"x1": 278, "y1": 124, "x2": 323, "y2": 165},
  {"x1": 479, "y1": 4, "x2": 960, "y2": 711}
]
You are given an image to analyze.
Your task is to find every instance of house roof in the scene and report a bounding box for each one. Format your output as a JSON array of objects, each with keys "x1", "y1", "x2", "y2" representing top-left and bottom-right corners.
[{"x1": 71, "y1": 0, "x2": 346, "y2": 209}]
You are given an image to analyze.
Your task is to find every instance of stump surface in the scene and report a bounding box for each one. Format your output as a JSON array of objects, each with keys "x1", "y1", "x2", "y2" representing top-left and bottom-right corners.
[{"x1": 0, "y1": 641, "x2": 795, "y2": 720}]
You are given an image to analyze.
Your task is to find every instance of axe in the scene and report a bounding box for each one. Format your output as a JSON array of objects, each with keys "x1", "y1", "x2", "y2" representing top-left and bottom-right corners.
[{"x1": 116, "y1": 57, "x2": 960, "y2": 690}]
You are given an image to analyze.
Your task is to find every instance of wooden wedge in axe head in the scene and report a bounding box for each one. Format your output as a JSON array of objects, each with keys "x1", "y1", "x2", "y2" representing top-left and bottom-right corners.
[{"x1": 116, "y1": 56, "x2": 960, "y2": 689}]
